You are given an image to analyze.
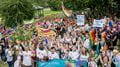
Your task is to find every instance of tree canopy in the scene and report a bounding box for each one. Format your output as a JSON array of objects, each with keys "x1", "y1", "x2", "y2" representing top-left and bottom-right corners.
[
  {"x1": 0, "y1": 0, "x2": 120, "y2": 27},
  {"x1": 44, "y1": 0, "x2": 120, "y2": 18},
  {"x1": 0, "y1": 0, "x2": 34, "y2": 27}
]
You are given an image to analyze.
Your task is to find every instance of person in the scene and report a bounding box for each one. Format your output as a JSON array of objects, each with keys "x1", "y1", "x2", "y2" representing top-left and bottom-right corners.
[
  {"x1": 68, "y1": 46, "x2": 79, "y2": 61},
  {"x1": 14, "y1": 48, "x2": 22, "y2": 67},
  {"x1": 49, "y1": 47, "x2": 59, "y2": 59},
  {"x1": 62, "y1": 50, "x2": 69, "y2": 60},
  {"x1": 31, "y1": 44, "x2": 37, "y2": 67},
  {"x1": 6, "y1": 46, "x2": 14, "y2": 67},
  {"x1": 36, "y1": 43, "x2": 48, "y2": 61},
  {"x1": 102, "y1": 56, "x2": 111, "y2": 67},
  {"x1": 21, "y1": 47, "x2": 32, "y2": 67},
  {"x1": 111, "y1": 28, "x2": 118, "y2": 47},
  {"x1": 76, "y1": 47, "x2": 89, "y2": 67},
  {"x1": 88, "y1": 56, "x2": 97, "y2": 67},
  {"x1": 112, "y1": 49, "x2": 120, "y2": 67},
  {"x1": 0, "y1": 42, "x2": 7, "y2": 62},
  {"x1": 89, "y1": 50, "x2": 99, "y2": 63},
  {"x1": 93, "y1": 38, "x2": 100, "y2": 55},
  {"x1": 83, "y1": 34, "x2": 90, "y2": 49},
  {"x1": 99, "y1": 47, "x2": 112, "y2": 67},
  {"x1": 64, "y1": 34, "x2": 71, "y2": 44}
]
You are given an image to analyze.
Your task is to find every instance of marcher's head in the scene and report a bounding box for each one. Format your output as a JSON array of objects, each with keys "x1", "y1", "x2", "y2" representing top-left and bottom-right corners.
[
  {"x1": 113, "y1": 49, "x2": 119, "y2": 56},
  {"x1": 51, "y1": 47, "x2": 56, "y2": 53},
  {"x1": 89, "y1": 56, "x2": 95, "y2": 61},
  {"x1": 81, "y1": 47, "x2": 86, "y2": 54},
  {"x1": 86, "y1": 34, "x2": 89, "y2": 38},
  {"x1": 90, "y1": 50, "x2": 95, "y2": 56},
  {"x1": 25, "y1": 47, "x2": 30, "y2": 51},
  {"x1": 39, "y1": 43, "x2": 44, "y2": 50},
  {"x1": 103, "y1": 56, "x2": 109, "y2": 63}
]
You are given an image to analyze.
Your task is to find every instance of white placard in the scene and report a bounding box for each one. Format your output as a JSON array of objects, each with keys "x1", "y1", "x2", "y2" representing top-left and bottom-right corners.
[
  {"x1": 77, "y1": 15, "x2": 85, "y2": 25},
  {"x1": 93, "y1": 19, "x2": 104, "y2": 27}
]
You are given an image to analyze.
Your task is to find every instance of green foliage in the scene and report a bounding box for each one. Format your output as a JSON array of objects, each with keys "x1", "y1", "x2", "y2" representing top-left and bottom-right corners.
[
  {"x1": 47, "y1": 0, "x2": 61, "y2": 11},
  {"x1": 87, "y1": 0, "x2": 118, "y2": 18},
  {"x1": 64, "y1": 0, "x2": 89, "y2": 11},
  {"x1": 9, "y1": 26, "x2": 33, "y2": 43},
  {"x1": 29, "y1": 0, "x2": 48, "y2": 7},
  {"x1": 0, "y1": 0, "x2": 34, "y2": 27}
]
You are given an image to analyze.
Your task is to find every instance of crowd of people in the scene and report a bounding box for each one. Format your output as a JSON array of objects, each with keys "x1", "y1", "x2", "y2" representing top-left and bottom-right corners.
[{"x1": 0, "y1": 17, "x2": 120, "y2": 67}]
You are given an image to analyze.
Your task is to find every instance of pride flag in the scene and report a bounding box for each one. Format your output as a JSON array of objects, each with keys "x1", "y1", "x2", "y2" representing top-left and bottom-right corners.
[{"x1": 89, "y1": 29, "x2": 96, "y2": 46}]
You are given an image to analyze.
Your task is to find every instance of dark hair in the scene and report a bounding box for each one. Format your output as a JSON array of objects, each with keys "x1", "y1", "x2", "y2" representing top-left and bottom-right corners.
[{"x1": 51, "y1": 47, "x2": 55, "y2": 50}]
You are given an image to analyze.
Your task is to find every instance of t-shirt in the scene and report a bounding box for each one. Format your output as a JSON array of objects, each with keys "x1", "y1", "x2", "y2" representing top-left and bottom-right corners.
[
  {"x1": 80, "y1": 53, "x2": 89, "y2": 62},
  {"x1": 22, "y1": 51, "x2": 32, "y2": 66},
  {"x1": 14, "y1": 55, "x2": 21, "y2": 67},
  {"x1": 69, "y1": 51, "x2": 80, "y2": 61},
  {"x1": 49, "y1": 52, "x2": 59, "y2": 59},
  {"x1": 84, "y1": 38, "x2": 90, "y2": 49},
  {"x1": 36, "y1": 48, "x2": 48, "y2": 59},
  {"x1": 88, "y1": 61, "x2": 97, "y2": 67},
  {"x1": 6, "y1": 49, "x2": 13, "y2": 62}
]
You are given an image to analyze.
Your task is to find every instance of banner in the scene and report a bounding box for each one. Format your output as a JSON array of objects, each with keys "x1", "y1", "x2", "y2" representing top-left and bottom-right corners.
[
  {"x1": 77, "y1": 15, "x2": 85, "y2": 25},
  {"x1": 38, "y1": 59, "x2": 66, "y2": 67},
  {"x1": 36, "y1": 27, "x2": 56, "y2": 37},
  {"x1": 93, "y1": 19, "x2": 104, "y2": 27}
]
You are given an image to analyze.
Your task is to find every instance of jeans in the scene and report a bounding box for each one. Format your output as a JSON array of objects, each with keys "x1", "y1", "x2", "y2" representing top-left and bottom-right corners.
[{"x1": 7, "y1": 61, "x2": 13, "y2": 67}]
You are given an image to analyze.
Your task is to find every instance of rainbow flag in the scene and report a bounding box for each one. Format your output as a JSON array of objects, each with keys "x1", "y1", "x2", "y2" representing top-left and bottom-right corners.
[{"x1": 89, "y1": 29, "x2": 96, "y2": 45}]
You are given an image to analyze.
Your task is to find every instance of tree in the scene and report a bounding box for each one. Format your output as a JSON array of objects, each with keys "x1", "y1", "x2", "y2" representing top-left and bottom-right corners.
[
  {"x1": 62, "y1": 0, "x2": 119, "y2": 18},
  {"x1": 47, "y1": 0, "x2": 61, "y2": 11},
  {"x1": 63, "y1": 0, "x2": 89, "y2": 11},
  {"x1": 0, "y1": 0, "x2": 34, "y2": 27},
  {"x1": 87, "y1": 0, "x2": 117, "y2": 18},
  {"x1": 29, "y1": 0, "x2": 48, "y2": 7}
]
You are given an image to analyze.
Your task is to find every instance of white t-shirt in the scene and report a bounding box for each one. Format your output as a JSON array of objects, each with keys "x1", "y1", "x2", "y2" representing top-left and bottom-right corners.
[
  {"x1": 65, "y1": 37, "x2": 71, "y2": 43},
  {"x1": 22, "y1": 51, "x2": 32, "y2": 66},
  {"x1": 14, "y1": 55, "x2": 21, "y2": 67},
  {"x1": 69, "y1": 51, "x2": 80, "y2": 61},
  {"x1": 80, "y1": 53, "x2": 89, "y2": 61},
  {"x1": 36, "y1": 48, "x2": 48, "y2": 59},
  {"x1": 60, "y1": 38, "x2": 64, "y2": 43},
  {"x1": 49, "y1": 52, "x2": 59, "y2": 59},
  {"x1": 88, "y1": 61, "x2": 98, "y2": 67},
  {"x1": 6, "y1": 49, "x2": 13, "y2": 62},
  {"x1": 72, "y1": 37, "x2": 76, "y2": 43},
  {"x1": 83, "y1": 38, "x2": 90, "y2": 49}
]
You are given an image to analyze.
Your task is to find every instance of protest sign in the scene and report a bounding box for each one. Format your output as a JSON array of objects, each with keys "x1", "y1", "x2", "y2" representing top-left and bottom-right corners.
[
  {"x1": 38, "y1": 59, "x2": 66, "y2": 67},
  {"x1": 77, "y1": 15, "x2": 85, "y2": 25},
  {"x1": 93, "y1": 19, "x2": 104, "y2": 27}
]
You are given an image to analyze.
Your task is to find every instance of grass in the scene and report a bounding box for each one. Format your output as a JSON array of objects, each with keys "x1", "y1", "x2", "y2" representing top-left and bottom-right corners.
[
  {"x1": 24, "y1": 8, "x2": 63, "y2": 24},
  {"x1": 0, "y1": 61, "x2": 8, "y2": 67},
  {"x1": 44, "y1": 8, "x2": 62, "y2": 16}
]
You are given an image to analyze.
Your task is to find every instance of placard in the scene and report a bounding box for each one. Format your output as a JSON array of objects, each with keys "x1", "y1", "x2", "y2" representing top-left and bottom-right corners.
[
  {"x1": 93, "y1": 19, "x2": 104, "y2": 27},
  {"x1": 77, "y1": 15, "x2": 85, "y2": 25}
]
